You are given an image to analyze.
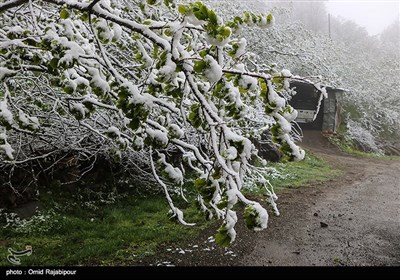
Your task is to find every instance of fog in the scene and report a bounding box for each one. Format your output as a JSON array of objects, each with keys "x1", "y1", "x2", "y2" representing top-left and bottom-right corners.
[
  {"x1": 264, "y1": 0, "x2": 399, "y2": 36},
  {"x1": 326, "y1": 0, "x2": 400, "y2": 35}
]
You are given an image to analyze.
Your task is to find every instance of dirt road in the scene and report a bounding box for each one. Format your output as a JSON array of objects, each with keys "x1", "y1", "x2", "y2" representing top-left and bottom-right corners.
[
  {"x1": 143, "y1": 131, "x2": 400, "y2": 266},
  {"x1": 241, "y1": 149, "x2": 400, "y2": 266}
]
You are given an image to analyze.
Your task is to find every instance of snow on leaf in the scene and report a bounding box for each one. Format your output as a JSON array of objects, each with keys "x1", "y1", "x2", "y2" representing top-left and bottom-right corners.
[
  {"x1": 0, "y1": 101, "x2": 13, "y2": 126},
  {"x1": 204, "y1": 55, "x2": 222, "y2": 83}
]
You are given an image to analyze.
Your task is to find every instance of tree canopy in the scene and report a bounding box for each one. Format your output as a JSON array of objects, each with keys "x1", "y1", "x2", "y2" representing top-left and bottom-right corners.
[{"x1": 0, "y1": 0, "x2": 324, "y2": 245}]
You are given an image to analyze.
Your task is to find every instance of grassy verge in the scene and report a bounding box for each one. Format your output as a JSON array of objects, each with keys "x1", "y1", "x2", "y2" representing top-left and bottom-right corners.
[
  {"x1": 338, "y1": 148, "x2": 400, "y2": 160},
  {"x1": 243, "y1": 152, "x2": 341, "y2": 197},
  {"x1": 0, "y1": 191, "x2": 210, "y2": 266},
  {"x1": 269, "y1": 152, "x2": 341, "y2": 190},
  {"x1": 328, "y1": 135, "x2": 400, "y2": 160}
]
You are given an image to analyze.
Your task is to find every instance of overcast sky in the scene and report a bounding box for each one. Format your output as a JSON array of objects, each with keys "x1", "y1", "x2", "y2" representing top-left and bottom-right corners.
[{"x1": 326, "y1": 0, "x2": 400, "y2": 35}]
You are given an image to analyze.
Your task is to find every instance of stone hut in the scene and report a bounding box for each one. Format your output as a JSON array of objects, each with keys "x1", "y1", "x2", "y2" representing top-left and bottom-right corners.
[{"x1": 289, "y1": 81, "x2": 346, "y2": 133}]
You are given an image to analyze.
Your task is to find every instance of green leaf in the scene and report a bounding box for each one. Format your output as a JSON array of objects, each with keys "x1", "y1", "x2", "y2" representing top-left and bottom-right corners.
[
  {"x1": 194, "y1": 177, "x2": 206, "y2": 187},
  {"x1": 259, "y1": 79, "x2": 268, "y2": 99},
  {"x1": 178, "y1": 5, "x2": 188, "y2": 15},
  {"x1": 50, "y1": 77, "x2": 61, "y2": 87},
  {"x1": 190, "y1": 103, "x2": 200, "y2": 112},
  {"x1": 272, "y1": 76, "x2": 283, "y2": 84},
  {"x1": 213, "y1": 82, "x2": 224, "y2": 97},
  {"x1": 188, "y1": 103, "x2": 203, "y2": 128},
  {"x1": 147, "y1": 0, "x2": 157, "y2": 5},
  {"x1": 244, "y1": 205, "x2": 260, "y2": 230},
  {"x1": 251, "y1": 14, "x2": 258, "y2": 24},
  {"x1": 279, "y1": 141, "x2": 292, "y2": 155},
  {"x1": 199, "y1": 49, "x2": 208, "y2": 58},
  {"x1": 80, "y1": 13, "x2": 89, "y2": 22},
  {"x1": 217, "y1": 199, "x2": 227, "y2": 210},
  {"x1": 200, "y1": 4, "x2": 208, "y2": 15},
  {"x1": 193, "y1": 10, "x2": 207, "y2": 21},
  {"x1": 234, "y1": 16, "x2": 243, "y2": 24},
  {"x1": 164, "y1": 0, "x2": 173, "y2": 7},
  {"x1": 244, "y1": 12, "x2": 250, "y2": 24},
  {"x1": 270, "y1": 124, "x2": 280, "y2": 135},
  {"x1": 48, "y1": 58, "x2": 59, "y2": 69},
  {"x1": 60, "y1": 9, "x2": 70, "y2": 19},
  {"x1": 23, "y1": 38, "x2": 38, "y2": 47},
  {"x1": 215, "y1": 224, "x2": 232, "y2": 247},
  {"x1": 193, "y1": 60, "x2": 206, "y2": 73},
  {"x1": 218, "y1": 26, "x2": 231, "y2": 39},
  {"x1": 63, "y1": 86, "x2": 74, "y2": 94},
  {"x1": 212, "y1": 166, "x2": 222, "y2": 179},
  {"x1": 129, "y1": 118, "x2": 140, "y2": 130},
  {"x1": 265, "y1": 105, "x2": 274, "y2": 114},
  {"x1": 230, "y1": 140, "x2": 244, "y2": 154},
  {"x1": 208, "y1": 10, "x2": 218, "y2": 25}
]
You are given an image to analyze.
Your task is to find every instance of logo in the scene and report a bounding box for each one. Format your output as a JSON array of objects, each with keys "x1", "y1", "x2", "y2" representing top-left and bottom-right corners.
[{"x1": 7, "y1": 245, "x2": 32, "y2": 265}]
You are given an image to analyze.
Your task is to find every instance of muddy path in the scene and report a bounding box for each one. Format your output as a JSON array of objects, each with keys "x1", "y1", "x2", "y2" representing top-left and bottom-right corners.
[
  {"x1": 241, "y1": 136, "x2": 400, "y2": 266},
  {"x1": 140, "y1": 131, "x2": 400, "y2": 266}
]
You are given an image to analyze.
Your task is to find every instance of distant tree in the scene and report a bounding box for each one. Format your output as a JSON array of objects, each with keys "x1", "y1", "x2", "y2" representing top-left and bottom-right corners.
[
  {"x1": 287, "y1": 0, "x2": 329, "y2": 35},
  {"x1": 229, "y1": 0, "x2": 400, "y2": 153},
  {"x1": 380, "y1": 18, "x2": 400, "y2": 49},
  {"x1": 330, "y1": 16, "x2": 371, "y2": 46}
]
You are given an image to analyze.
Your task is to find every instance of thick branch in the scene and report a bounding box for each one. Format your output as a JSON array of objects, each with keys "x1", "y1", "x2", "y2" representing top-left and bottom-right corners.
[
  {"x1": 1, "y1": 0, "x2": 170, "y2": 50},
  {"x1": 86, "y1": 0, "x2": 101, "y2": 11},
  {"x1": 0, "y1": 0, "x2": 28, "y2": 13}
]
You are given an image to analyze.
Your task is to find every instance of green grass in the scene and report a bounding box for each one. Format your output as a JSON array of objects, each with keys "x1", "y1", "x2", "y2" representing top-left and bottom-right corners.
[
  {"x1": 342, "y1": 148, "x2": 400, "y2": 160},
  {"x1": 245, "y1": 152, "x2": 341, "y2": 197},
  {"x1": 0, "y1": 194, "x2": 210, "y2": 266},
  {"x1": 327, "y1": 121, "x2": 400, "y2": 160},
  {"x1": 327, "y1": 134, "x2": 400, "y2": 160},
  {"x1": 268, "y1": 152, "x2": 341, "y2": 190}
]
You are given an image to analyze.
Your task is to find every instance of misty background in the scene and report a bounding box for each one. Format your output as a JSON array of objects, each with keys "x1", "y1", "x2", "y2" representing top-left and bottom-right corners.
[{"x1": 202, "y1": 0, "x2": 400, "y2": 153}]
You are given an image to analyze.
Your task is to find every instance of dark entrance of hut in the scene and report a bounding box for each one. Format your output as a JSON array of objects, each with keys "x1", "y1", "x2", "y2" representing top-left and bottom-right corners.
[{"x1": 289, "y1": 81, "x2": 345, "y2": 134}]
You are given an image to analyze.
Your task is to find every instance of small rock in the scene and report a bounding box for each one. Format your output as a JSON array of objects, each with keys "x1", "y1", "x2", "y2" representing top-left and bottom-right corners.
[
  {"x1": 320, "y1": 222, "x2": 328, "y2": 228},
  {"x1": 348, "y1": 218, "x2": 352, "y2": 221},
  {"x1": 313, "y1": 212, "x2": 319, "y2": 217}
]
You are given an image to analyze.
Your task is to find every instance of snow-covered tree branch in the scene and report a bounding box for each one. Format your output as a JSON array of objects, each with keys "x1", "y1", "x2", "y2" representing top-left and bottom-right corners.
[{"x1": 0, "y1": 0, "x2": 319, "y2": 245}]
